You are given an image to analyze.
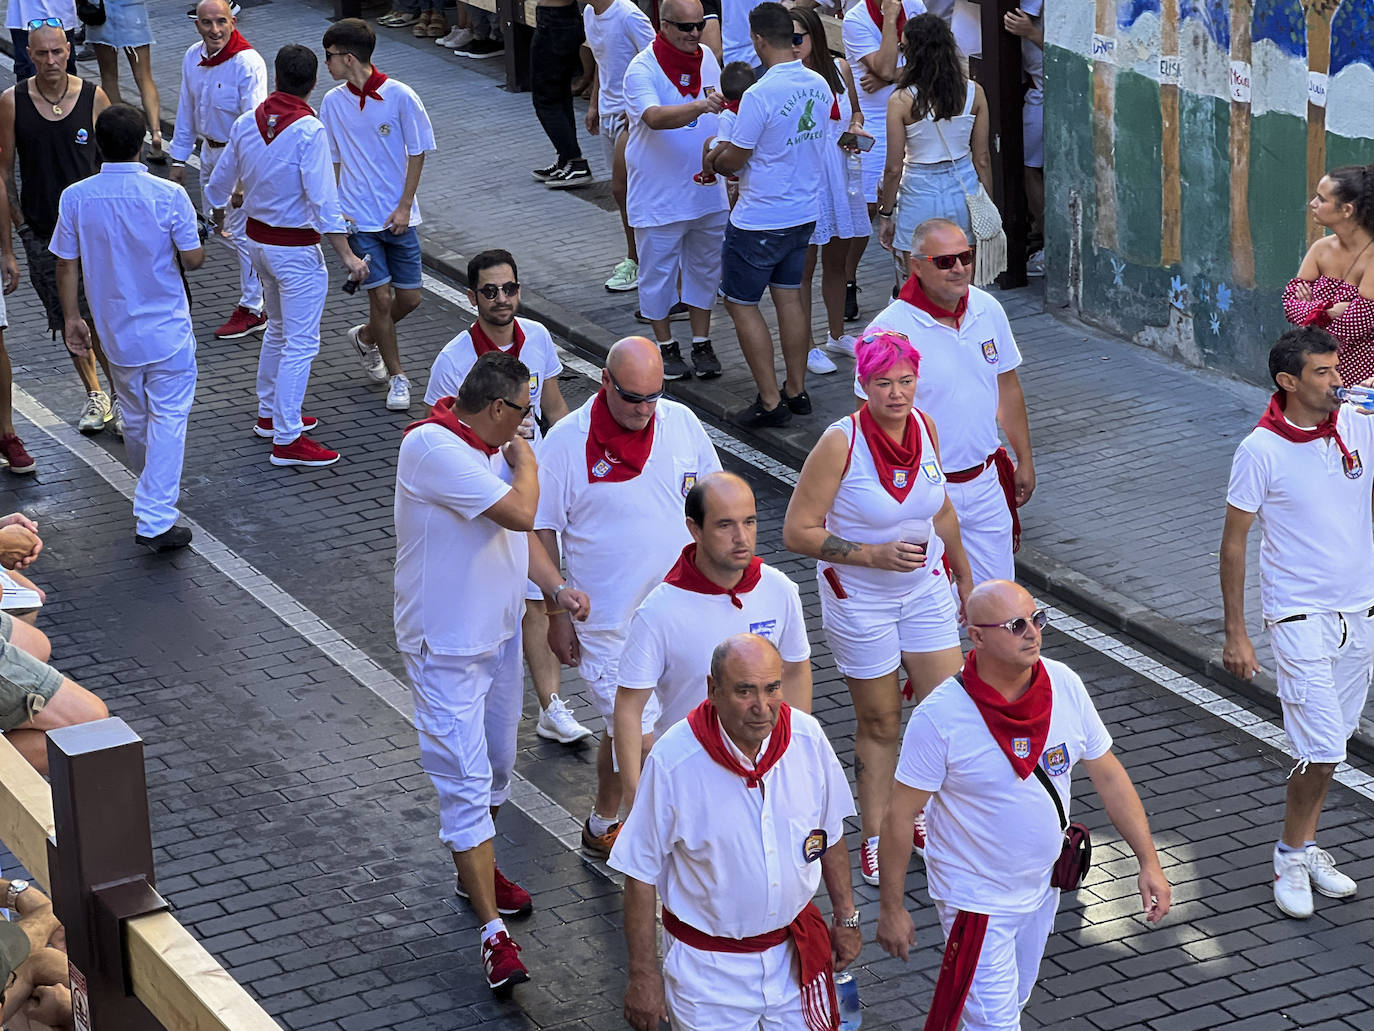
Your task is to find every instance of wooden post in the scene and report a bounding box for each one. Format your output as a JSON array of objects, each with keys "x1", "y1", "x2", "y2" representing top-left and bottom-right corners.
[
  {"x1": 981, "y1": 0, "x2": 1027, "y2": 288},
  {"x1": 500, "y1": 0, "x2": 532, "y2": 92}
]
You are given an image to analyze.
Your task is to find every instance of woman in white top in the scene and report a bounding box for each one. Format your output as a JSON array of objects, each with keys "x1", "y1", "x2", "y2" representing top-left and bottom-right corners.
[
  {"x1": 875, "y1": 13, "x2": 991, "y2": 265},
  {"x1": 783, "y1": 330, "x2": 972, "y2": 887}
]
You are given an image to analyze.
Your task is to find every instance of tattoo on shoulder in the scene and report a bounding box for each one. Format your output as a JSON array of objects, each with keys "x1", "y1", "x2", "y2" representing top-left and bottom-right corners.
[{"x1": 820, "y1": 535, "x2": 861, "y2": 559}]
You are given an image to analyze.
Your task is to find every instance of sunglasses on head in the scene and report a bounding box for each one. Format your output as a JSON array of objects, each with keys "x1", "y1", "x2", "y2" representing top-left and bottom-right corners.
[
  {"x1": 476, "y1": 281, "x2": 520, "y2": 300},
  {"x1": 608, "y1": 369, "x2": 664, "y2": 405},
  {"x1": 666, "y1": 18, "x2": 707, "y2": 31},
  {"x1": 915, "y1": 249, "x2": 975, "y2": 270},
  {"x1": 27, "y1": 17, "x2": 62, "y2": 30},
  {"x1": 971, "y1": 608, "x2": 1049, "y2": 638}
]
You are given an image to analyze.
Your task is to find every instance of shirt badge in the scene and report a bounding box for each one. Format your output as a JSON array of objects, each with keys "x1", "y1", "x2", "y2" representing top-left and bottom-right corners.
[
  {"x1": 892, "y1": 469, "x2": 908, "y2": 489},
  {"x1": 529, "y1": 373, "x2": 539, "y2": 396},
  {"x1": 1012, "y1": 737, "x2": 1030, "y2": 758},
  {"x1": 1344, "y1": 450, "x2": 1363, "y2": 479},
  {"x1": 1042, "y1": 742, "x2": 1070, "y2": 776},
  {"x1": 921, "y1": 459, "x2": 941, "y2": 482},
  {"x1": 748, "y1": 619, "x2": 777, "y2": 638},
  {"x1": 681, "y1": 472, "x2": 697, "y2": 497},
  {"x1": 378, "y1": 122, "x2": 392, "y2": 136},
  {"x1": 679, "y1": 73, "x2": 691, "y2": 86},
  {"x1": 802, "y1": 828, "x2": 827, "y2": 863},
  {"x1": 266, "y1": 113, "x2": 278, "y2": 140},
  {"x1": 592, "y1": 458, "x2": 611, "y2": 478},
  {"x1": 75, "y1": 128, "x2": 88, "y2": 145},
  {"x1": 981, "y1": 339, "x2": 998, "y2": 363}
]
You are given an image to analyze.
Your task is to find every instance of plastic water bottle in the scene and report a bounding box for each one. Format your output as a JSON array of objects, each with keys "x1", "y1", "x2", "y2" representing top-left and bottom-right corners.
[
  {"x1": 836, "y1": 971, "x2": 862, "y2": 1029},
  {"x1": 846, "y1": 151, "x2": 862, "y2": 198},
  {"x1": 1336, "y1": 385, "x2": 1374, "y2": 413}
]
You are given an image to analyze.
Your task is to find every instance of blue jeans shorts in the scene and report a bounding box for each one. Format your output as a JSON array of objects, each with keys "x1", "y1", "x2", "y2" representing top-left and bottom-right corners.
[
  {"x1": 348, "y1": 226, "x2": 423, "y2": 291},
  {"x1": 719, "y1": 221, "x2": 816, "y2": 305}
]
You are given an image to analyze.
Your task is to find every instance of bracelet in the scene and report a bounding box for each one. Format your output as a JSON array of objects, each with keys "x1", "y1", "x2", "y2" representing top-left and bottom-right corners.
[
  {"x1": 877, "y1": 208, "x2": 893, "y2": 218},
  {"x1": 834, "y1": 910, "x2": 860, "y2": 928}
]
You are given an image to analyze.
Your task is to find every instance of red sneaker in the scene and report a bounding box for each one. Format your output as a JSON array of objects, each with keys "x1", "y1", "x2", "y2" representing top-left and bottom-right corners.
[
  {"x1": 270, "y1": 435, "x2": 340, "y2": 467},
  {"x1": 253, "y1": 415, "x2": 319, "y2": 439},
  {"x1": 0, "y1": 433, "x2": 35, "y2": 474},
  {"x1": 214, "y1": 306, "x2": 267, "y2": 340},
  {"x1": 861, "y1": 836, "x2": 879, "y2": 887},
  {"x1": 481, "y1": 930, "x2": 529, "y2": 990},
  {"x1": 913, "y1": 809, "x2": 927, "y2": 858},
  {"x1": 493, "y1": 866, "x2": 533, "y2": 917}
]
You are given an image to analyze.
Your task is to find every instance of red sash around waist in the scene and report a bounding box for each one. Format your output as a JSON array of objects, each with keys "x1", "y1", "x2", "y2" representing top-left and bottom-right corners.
[
  {"x1": 944, "y1": 447, "x2": 1020, "y2": 552},
  {"x1": 246, "y1": 217, "x2": 320, "y2": 246}
]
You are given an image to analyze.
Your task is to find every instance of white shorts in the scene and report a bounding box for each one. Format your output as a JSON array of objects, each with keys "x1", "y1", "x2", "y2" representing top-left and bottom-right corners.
[
  {"x1": 0, "y1": 288, "x2": 8, "y2": 330},
  {"x1": 1271, "y1": 608, "x2": 1374, "y2": 764},
  {"x1": 663, "y1": 933, "x2": 801, "y2": 1030},
  {"x1": 820, "y1": 566, "x2": 960, "y2": 680},
  {"x1": 600, "y1": 112, "x2": 627, "y2": 170},
  {"x1": 577, "y1": 626, "x2": 661, "y2": 734},
  {"x1": 944, "y1": 461, "x2": 1015, "y2": 587},
  {"x1": 633, "y1": 210, "x2": 727, "y2": 322}
]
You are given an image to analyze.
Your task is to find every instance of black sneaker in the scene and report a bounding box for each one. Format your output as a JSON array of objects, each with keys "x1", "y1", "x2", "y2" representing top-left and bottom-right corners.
[
  {"x1": 455, "y1": 37, "x2": 504, "y2": 59},
  {"x1": 780, "y1": 387, "x2": 811, "y2": 415},
  {"x1": 844, "y1": 281, "x2": 860, "y2": 321},
  {"x1": 635, "y1": 301, "x2": 690, "y2": 324},
  {"x1": 532, "y1": 158, "x2": 565, "y2": 182},
  {"x1": 690, "y1": 340, "x2": 721, "y2": 379},
  {"x1": 136, "y1": 525, "x2": 193, "y2": 552},
  {"x1": 739, "y1": 395, "x2": 792, "y2": 428},
  {"x1": 660, "y1": 342, "x2": 691, "y2": 380},
  {"x1": 546, "y1": 159, "x2": 592, "y2": 189}
]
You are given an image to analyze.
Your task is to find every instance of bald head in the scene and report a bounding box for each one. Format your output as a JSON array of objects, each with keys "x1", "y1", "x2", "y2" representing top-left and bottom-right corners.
[
  {"x1": 964, "y1": 580, "x2": 1032, "y2": 627},
  {"x1": 602, "y1": 336, "x2": 664, "y2": 432},
  {"x1": 687, "y1": 471, "x2": 753, "y2": 525},
  {"x1": 27, "y1": 23, "x2": 66, "y2": 49},
  {"x1": 709, "y1": 633, "x2": 782, "y2": 689},
  {"x1": 607, "y1": 336, "x2": 662, "y2": 380},
  {"x1": 197, "y1": 0, "x2": 234, "y2": 18}
]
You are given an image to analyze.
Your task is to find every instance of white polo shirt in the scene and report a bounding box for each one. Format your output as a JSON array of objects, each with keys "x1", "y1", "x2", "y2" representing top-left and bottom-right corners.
[
  {"x1": 50, "y1": 163, "x2": 199, "y2": 366},
  {"x1": 896, "y1": 658, "x2": 1113, "y2": 915},
  {"x1": 319, "y1": 76, "x2": 436, "y2": 233},
  {"x1": 423, "y1": 318, "x2": 563, "y2": 434},
  {"x1": 618, "y1": 563, "x2": 811, "y2": 736},
  {"x1": 394, "y1": 424, "x2": 528, "y2": 656},
  {"x1": 856, "y1": 287, "x2": 1021, "y2": 471},
  {"x1": 623, "y1": 43, "x2": 728, "y2": 228},
  {"x1": 168, "y1": 41, "x2": 268, "y2": 160},
  {"x1": 1226, "y1": 406, "x2": 1374, "y2": 621},
  {"x1": 609, "y1": 709, "x2": 855, "y2": 937},
  {"x1": 583, "y1": 0, "x2": 655, "y2": 121},
  {"x1": 841, "y1": 0, "x2": 927, "y2": 142},
  {"x1": 536, "y1": 398, "x2": 722, "y2": 632}
]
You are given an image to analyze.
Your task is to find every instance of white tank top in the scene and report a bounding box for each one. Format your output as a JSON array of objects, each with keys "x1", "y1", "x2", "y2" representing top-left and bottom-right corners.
[
  {"x1": 820, "y1": 410, "x2": 950, "y2": 602},
  {"x1": 903, "y1": 81, "x2": 976, "y2": 166}
]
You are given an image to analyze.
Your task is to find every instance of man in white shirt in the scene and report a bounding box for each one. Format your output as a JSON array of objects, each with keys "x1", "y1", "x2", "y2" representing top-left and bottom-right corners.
[
  {"x1": 206, "y1": 45, "x2": 368, "y2": 469},
  {"x1": 1222, "y1": 327, "x2": 1374, "y2": 920},
  {"x1": 623, "y1": 0, "x2": 727, "y2": 382},
  {"x1": 394, "y1": 350, "x2": 591, "y2": 993},
  {"x1": 703, "y1": 2, "x2": 830, "y2": 429},
  {"x1": 168, "y1": 0, "x2": 268, "y2": 341},
  {"x1": 877, "y1": 580, "x2": 1169, "y2": 1031},
  {"x1": 857, "y1": 218, "x2": 1035, "y2": 585},
  {"x1": 614, "y1": 471, "x2": 811, "y2": 806},
  {"x1": 51, "y1": 104, "x2": 204, "y2": 551},
  {"x1": 611, "y1": 633, "x2": 860, "y2": 1031},
  {"x1": 320, "y1": 18, "x2": 437, "y2": 414},
  {"x1": 536, "y1": 335, "x2": 721, "y2": 859}
]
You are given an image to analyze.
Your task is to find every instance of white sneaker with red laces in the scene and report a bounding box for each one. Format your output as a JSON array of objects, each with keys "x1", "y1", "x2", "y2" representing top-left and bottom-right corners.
[
  {"x1": 861, "y1": 835, "x2": 880, "y2": 886},
  {"x1": 913, "y1": 809, "x2": 927, "y2": 858},
  {"x1": 481, "y1": 930, "x2": 529, "y2": 990}
]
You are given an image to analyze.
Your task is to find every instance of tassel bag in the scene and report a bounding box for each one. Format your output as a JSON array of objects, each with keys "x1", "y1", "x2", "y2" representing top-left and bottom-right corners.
[
  {"x1": 934, "y1": 121, "x2": 1007, "y2": 287},
  {"x1": 1032, "y1": 764, "x2": 1093, "y2": 889}
]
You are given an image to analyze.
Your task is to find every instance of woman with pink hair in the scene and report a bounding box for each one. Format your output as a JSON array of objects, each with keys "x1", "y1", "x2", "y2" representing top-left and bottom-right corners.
[{"x1": 783, "y1": 330, "x2": 971, "y2": 888}]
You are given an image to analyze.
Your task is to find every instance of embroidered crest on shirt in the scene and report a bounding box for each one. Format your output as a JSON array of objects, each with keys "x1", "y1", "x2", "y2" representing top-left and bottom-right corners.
[
  {"x1": 1344, "y1": 449, "x2": 1364, "y2": 479},
  {"x1": 378, "y1": 122, "x2": 392, "y2": 136},
  {"x1": 76, "y1": 128, "x2": 88, "y2": 145},
  {"x1": 802, "y1": 828, "x2": 827, "y2": 863},
  {"x1": 679, "y1": 73, "x2": 691, "y2": 87},
  {"x1": 892, "y1": 469, "x2": 908, "y2": 489},
  {"x1": 529, "y1": 373, "x2": 539, "y2": 395},
  {"x1": 749, "y1": 619, "x2": 777, "y2": 638},
  {"x1": 981, "y1": 339, "x2": 998, "y2": 363},
  {"x1": 1012, "y1": 737, "x2": 1030, "y2": 758},
  {"x1": 266, "y1": 113, "x2": 279, "y2": 139},
  {"x1": 592, "y1": 458, "x2": 612, "y2": 478},
  {"x1": 921, "y1": 459, "x2": 941, "y2": 483},
  {"x1": 681, "y1": 472, "x2": 697, "y2": 497},
  {"x1": 1041, "y1": 742, "x2": 1070, "y2": 776}
]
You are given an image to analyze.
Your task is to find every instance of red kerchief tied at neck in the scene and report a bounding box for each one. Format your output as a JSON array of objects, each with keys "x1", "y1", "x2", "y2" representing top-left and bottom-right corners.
[
  {"x1": 347, "y1": 66, "x2": 389, "y2": 109},
  {"x1": 722, "y1": 98, "x2": 741, "y2": 114},
  {"x1": 865, "y1": 0, "x2": 906, "y2": 35},
  {"x1": 403, "y1": 398, "x2": 499, "y2": 456},
  {"x1": 664, "y1": 544, "x2": 763, "y2": 609},
  {"x1": 959, "y1": 651, "x2": 1052, "y2": 780},
  {"x1": 199, "y1": 29, "x2": 253, "y2": 67},
  {"x1": 687, "y1": 698, "x2": 792, "y2": 789},
  {"x1": 585, "y1": 388, "x2": 655, "y2": 482},
  {"x1": 469, "y1": 319, "x2": 525, "y2": 359},
  {"x1": 1256, "y1": 390, "x2": 1356, "y2": 466},
  {"x1": 858, "y1": 403, "x2": 921, "y2": 503},
  {"x1": 899, "y1": 274, "x2": 968, "y2": 328},
  {"x1": 255, "y1": 92, "x2": 315, "y2": 144},
  {"x1": 653, "y1": 35, "x2": 703, "y2": 97}
]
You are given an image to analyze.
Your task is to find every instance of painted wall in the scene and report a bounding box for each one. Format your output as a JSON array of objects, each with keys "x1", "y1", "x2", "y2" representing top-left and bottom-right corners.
[{"x1": 1044, "y1": 0, "x2": 1374, "y2": 384}]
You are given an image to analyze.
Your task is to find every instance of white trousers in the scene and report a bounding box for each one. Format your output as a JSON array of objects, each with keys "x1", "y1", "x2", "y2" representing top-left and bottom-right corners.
[
  {"x1": 663, "y1": 933, "x2": 802, "y2": 1030},
  {"x1": 633, "y1": 209, "x2": 727, "y2": 323},
  {"x1": 945, "y1": 460, "x2": 1015, "y2": 587},
  {"x1": 1271, "y1": 608, "x2": 1374, "y2": 764},
  {"x1": 403, "y1": 634, "x2": 523, "y2": 853},
  {"x1": 107, "y1": 343, "x2": 197, "y2": 537},
  {"x1": 199, "y1": 143, "x2": 263, "y2": 312},
  {"x1": 248, "y1": 241, "x2": 327, "y2": 444}
]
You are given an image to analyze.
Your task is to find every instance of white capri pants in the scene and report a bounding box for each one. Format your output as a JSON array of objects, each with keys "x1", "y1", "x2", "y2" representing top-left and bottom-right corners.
[
  {"x1": 663, "y1": 933, "x2": 802, "y2": 1030},
  {"x1": 633, "y1": 209, "x2": 728, "y2": 322},
  {"x1": 248, "y1": 240, "x2": 328, "y2": 445},
  {"x1": 1271, "y1": 608, "x2": 1374, "y2": 764},
  {"x1": 945, "y1": 462, "x2": 1015, "y2": 587},
  {"x1": 403, "y1": 634, "x2": 523, "y2": 853},
  {"x1": 820, "y1": 565, "x2": 960, "y2": 680},
  {"x1": 200, "y1": 143, "x2": 263, "y2": 312},
  {"x1": 577, "y1": 626, "x2": 660, "y2": 734},
  {"x1": 107, "y1": 341, "x2": 197, "y2": 537}
]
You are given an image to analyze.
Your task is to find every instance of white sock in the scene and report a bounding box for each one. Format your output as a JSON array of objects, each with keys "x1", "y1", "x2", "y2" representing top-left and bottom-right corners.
[
  {"x1": 692, "y1": 335, "x2": 710, "y2": 344},
  {"x1": 589, "y1": 810, "x2": 616, "y2": 837},
  {"x1": 481, "y1": 918, "x2": 506, "y2": 943}
]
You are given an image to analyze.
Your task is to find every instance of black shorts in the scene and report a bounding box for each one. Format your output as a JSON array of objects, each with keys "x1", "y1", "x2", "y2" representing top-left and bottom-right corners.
[{"x1": 18, "y1": 222, "x2": 89, "y2": 335}]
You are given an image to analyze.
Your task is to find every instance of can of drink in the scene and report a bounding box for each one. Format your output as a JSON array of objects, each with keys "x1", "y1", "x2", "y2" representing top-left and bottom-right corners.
[{"x1": 835, "y1": 970, "x2": 862, "y2": 1030}]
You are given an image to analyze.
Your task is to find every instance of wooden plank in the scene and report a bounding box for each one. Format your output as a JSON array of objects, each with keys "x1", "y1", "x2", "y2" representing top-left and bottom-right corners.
[{"x1": 0, "y1": 737, "x2": 53, "y2": 888}]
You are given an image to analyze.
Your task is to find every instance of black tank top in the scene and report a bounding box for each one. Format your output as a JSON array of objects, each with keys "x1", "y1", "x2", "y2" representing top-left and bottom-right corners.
[{"x1": 14, "y1": 78, "x2": 99, "y2": 239}]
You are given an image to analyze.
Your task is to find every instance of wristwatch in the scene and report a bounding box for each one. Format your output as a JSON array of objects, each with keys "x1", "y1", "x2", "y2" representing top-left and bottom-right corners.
[
  {"x1": 834, "y1": 909, "x2": 860, "y2": 928},
  {"x1": 5, "y1": 879, "x2": 29, "y2": 910}
]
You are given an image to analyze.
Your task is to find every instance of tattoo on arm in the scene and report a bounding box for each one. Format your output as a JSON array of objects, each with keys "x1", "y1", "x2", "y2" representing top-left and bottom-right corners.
[{"x1": 820, "y1": 535, "x2": 862, "y2": 560}]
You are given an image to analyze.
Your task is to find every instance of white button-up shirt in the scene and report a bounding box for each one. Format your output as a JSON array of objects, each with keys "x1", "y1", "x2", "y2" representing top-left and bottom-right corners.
[{"x1": 168, "y1": 40, "x2": 268, "y2": 161}]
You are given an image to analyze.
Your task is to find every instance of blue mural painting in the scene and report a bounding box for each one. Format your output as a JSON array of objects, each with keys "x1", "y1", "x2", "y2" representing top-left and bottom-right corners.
[
  {"x1": 1181, "y1": 0, "x2": 1229, "y2": 51},
  {"x1": 1331, "y1": 3, "x2": 1374, "y2": 75},
  {"x1": 1252, "y1": 0, "x2": 1305, "y2": 58},
  {"x1": 1118, "y1": 0, "x2": 1159, "y2": 30}
]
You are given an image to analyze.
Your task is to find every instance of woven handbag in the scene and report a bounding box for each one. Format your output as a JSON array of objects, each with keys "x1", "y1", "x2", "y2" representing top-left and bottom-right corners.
[{"x1": 934, "y1": 119, "x2": 1007, "y2": 287}]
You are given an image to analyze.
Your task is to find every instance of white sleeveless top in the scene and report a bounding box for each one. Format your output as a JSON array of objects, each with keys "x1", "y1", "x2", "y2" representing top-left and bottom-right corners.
[
  {"x1": 904, "y1": 81, "x2": 976, "y2": 166},
  {"x1": 820, "y1": 410, "x2": 950, "y2": 602}
]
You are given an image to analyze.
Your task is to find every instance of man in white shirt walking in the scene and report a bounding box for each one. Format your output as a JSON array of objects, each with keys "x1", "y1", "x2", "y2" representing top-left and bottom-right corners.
[
  {"x1": 1222, "y1": 327, "x2": 1374, "y2": 919},
  {"x1": 168, "y1": 0, "x2": 268, "y2": 341},
  {"x1": 320, "y1": 18, "x2": 437, "y2": 413}
]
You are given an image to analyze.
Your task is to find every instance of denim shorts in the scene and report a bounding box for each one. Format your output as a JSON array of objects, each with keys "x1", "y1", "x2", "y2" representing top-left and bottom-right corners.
[
  {"x1": 718, "y1": 221, "x2": 816, "y2": 305},
  {"x1": 347, "y1": 226, "x2": 423, "y2": 291}
]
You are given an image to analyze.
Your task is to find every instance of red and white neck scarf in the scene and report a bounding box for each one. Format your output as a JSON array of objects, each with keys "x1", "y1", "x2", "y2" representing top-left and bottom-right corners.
[
  {"x1": 1256, "y1": 390, "x2": 1356, "y2": 469},
  {"x1": 653, "y1": 34, "x2": 703, "y2": 97},
  {"x1": 255, "y1": 91, "x2": 314, "y2": 144},
  {"x1": 199, "y1": 29, "x2": 253, "y2": 68},
  {"x1": 664, "y1": 544, "x2": 763, "y2": 609},
  {"x1": 469, "y1": 319, "x2": 525, "y2": 359},
  {"x1": 829, "y1": 91, "x2": 842, "y2": 120},
  {"x1": 959, "y1": 650, "x2": 1052, "y2": 781},
  {"x1": 864, "y1": 0, "x2": 906, "y2": 35},
  {"x1": 585, "y1": 389, "x2": 655, "y2": 483},
  {"x1": 403, "y1": 397, "x2": 498, "y2": 456},
  {"x1": 899, "y1": 274, "x2": 968, "y2": 329},
  {"x1": 346, "y1": 65, "x2": 389, "y2": 109},
  {"x1": 857, "y1": 403, "x2": 921, "y2": 504}
]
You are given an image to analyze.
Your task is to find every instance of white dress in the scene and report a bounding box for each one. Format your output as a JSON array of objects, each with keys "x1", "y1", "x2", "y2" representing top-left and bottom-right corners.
[{"x1": 810, "y1": 86, "x2": 871, "y2": 246}]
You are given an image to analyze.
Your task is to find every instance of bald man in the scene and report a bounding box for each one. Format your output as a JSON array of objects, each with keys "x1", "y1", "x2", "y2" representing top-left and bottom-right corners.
[
  {"x1": 877, "y1": 580, "x2": 1169, "y2": 1031},
  {"x1": 536, "y1": 336, "x2": 721, "y2": 859},
  {"x1": 614, "y1": 471, "x2": 812, "y2": 808},
  {"x1": 610, "y1": 633, "x2": 859, "y2": 1031}
]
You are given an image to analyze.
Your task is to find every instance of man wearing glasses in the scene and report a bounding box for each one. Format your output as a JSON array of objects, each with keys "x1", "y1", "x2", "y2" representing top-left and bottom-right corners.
[
  {"x1": 877, "y1": 579, "x2": 1170, "y2": 1031},
  {"x1": 535, "y1": 335, "x2": 721, "y2": 860},
  {"x1": 5, "y1": 5, "x2": 77, "y2": 83},
  {"x1": 855, "y1": 217, "x2": 1034, "y2": 587}
]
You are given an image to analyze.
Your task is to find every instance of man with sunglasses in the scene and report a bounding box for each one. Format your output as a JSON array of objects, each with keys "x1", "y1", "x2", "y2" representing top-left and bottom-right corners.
[
  {"x1": 855, "y1": 217, "x2": 1034, "y2": 587},
  {"x1": 877, "y1": 579, "x2": 1170, "y2": 1031},
  {"x1": 536, "y1": 335, "x2": 721, "y2": 859},
  {"x1": 6, "y1": 7, "x2": 77, "y2": 83}
]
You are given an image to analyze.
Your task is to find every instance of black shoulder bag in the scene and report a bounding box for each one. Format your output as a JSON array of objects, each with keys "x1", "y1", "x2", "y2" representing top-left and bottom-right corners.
[{"x1": 76, "y1": 1, "x2": 106, "y2": 26}]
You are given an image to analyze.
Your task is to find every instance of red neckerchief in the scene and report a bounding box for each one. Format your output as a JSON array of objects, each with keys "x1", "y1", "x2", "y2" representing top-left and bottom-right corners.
[
  {"x1": 652, "y1": 34, "x2": 703, "y2": 97},
  {"x1": 199, "y1": 29, "x2": 253, "y2": 68},
  {"x1": 585, "y1": 389, "x2": 655, "y2": 483},
  {"x1": 346, "y1": 65, "x2": 388, "y2": 109},
  {"x1": 687, "y1": 698, "x2": 792, "y2": 789},
  {"x1": 664, "y1": 544, "x2": 763, "y2": 609},
  {"x1": 1256, "y1": 390, "x2": 1355, "y2": 467},
  {"x1": 865, "y1": 0, "x2": 906, "y2": 36},
  {"x1": 469, "y1": 319, "x2": 525, "y2": 359},
  {"x1": 857, "y1": 403, "x2": 921, "y2": 504},
  {"x1": 899, "y1": 274, "x2": 968, "y2": 329},
  {"x1": 255, "y1": 91, "x2": 314, "y2": 144},
  {"x1": 722, "y1": 98, "x2": 740, "y2": 113},
  {"x1": 829, "y1": 91, "x2": 841, "y2": 120},
  {"x1": 403, "y1": 397, "x2": 499, "y2": 456},
  {"x1": 959, "y1": 651, "x2": 1052, "y2": 781}
]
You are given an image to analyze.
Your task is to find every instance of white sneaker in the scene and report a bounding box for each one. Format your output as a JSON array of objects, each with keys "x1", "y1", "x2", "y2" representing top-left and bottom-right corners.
[
  {"x1": 826, "y1": 334, "x2": 857, "y2": 356},
  {"x1": 386, "y1": 375, "x2": 411, "y2": 412},
  {"x1": 438, "y1": 26, "x2": 473, "y2": 47},
  {"x1": 1026, "y1": 249, "x2": 1045, "y2": 277},
  {"x1": 536, "y1": 694, "x2": 594, "y2": 744},
  {"x1": 1273, "y1": 847, "x2": 1314, "y2": 918},
  {"x1": 347, "y1": 325, "x2": 388, "y2": 384},
  {"x1": 807, "y1": 347, "x2": 838, "y2": 374},
  {"x1": 1305, "y1": 845, "x2": 1357, "y2": 898},
  {"x1": 77, "y1": 390, "x2": 111, "y2": 434},
  {"x1": 110, "y1": 397, "x2": 124, "y2": 438}
]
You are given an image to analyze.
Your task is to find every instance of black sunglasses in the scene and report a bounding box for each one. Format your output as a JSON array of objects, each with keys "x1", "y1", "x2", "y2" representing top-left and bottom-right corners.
[
  {"x1": 666, "y1": 19, "x2": 707, "y2": 32},
  {"x1": 476, "y1": 281, "x2": 520, "y2": 300},
  {"x1": 971, "y1": 608, "x2": 1049, "y2": 638},
  {"x1": 497, "y1": 396, "x2": 534, "y2": 419},
  {"x1": 792, "y1": 31, "x2": 807, "y2": 45},
  {"x1": 608, "y1": 369, "x2": 664, "y2": 405},
  {"x1": 915, "y1": 249, "x2": 975, "y2": 271}
]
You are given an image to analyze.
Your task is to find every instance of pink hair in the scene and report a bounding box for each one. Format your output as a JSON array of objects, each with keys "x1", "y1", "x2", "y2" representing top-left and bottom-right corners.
[{"x1": 855, "y1": 330, "x2": 921, "y2": 384}]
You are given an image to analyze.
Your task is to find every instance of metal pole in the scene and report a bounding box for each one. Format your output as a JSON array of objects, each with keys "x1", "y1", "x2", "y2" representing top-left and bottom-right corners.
[{"x1": 980, "y1": 0, "x2": 1028, "y2": 288}]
